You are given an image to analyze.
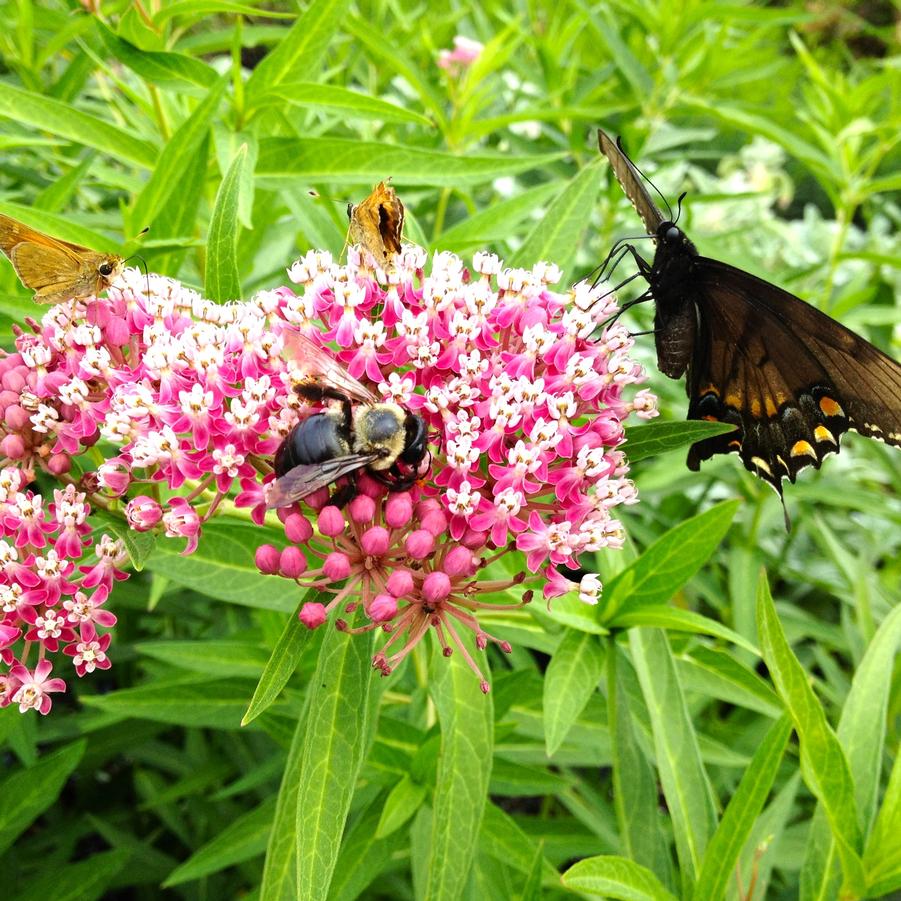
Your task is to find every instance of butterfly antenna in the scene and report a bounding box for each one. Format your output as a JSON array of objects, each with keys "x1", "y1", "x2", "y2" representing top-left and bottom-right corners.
[
  {"x1": 674, "y1": 191, "x2": 688, "y2": 225},
  {"x1": 616, "y1": 136, "x2": 674, "y2": 221},
  {"x1": 124, "y1": 253, "x2": 150, "y2": 297}
]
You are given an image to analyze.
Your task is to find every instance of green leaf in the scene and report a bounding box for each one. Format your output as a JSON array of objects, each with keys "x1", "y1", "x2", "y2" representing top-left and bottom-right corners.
[
  {"x1": 629, "y1": 629, "x2": 716, "y2": 889},
  {"x1": 0, "y1": 83, "x2": 157, "y2": 168},
  {"x1": 295, "y1": 626, "x2": 378, "y2": 898},
  {"x1": 435, "y1": 182, "x2": 561, "y2": 251},
  {"x1": 543, "y1": 630, "x2": 605, "y2": 756},
  {"x1": 424, "y1": 645, "x2": 494, "y2": 899},
  {"x1": 865, "y1": 749, "x2": 901, "y2": 897},
  {"x1": 97, "y1": 23, "x2": 217, "y2": 92},
  {"x1": 756, "y1": 571, "x2": 865, "y2": 897},
  {"x1": 0, "y1": 740, "x2": 86, "y2": 855},
  {"x1": 82, "y1": 678, "x2": 257, "y2": 728},
  {"x1": 252, "y1": 83, "x2": 432, "y2": 127},
  {"x1": 693, "y1": 715, "x2": 792, "y2": 901},
  {"x1": 129, "y1": 77, "x2": 226, "y2": 235},
  {"x1": 509, "y1": 159, "x2": 603, "y2": 273},
  {"x1": 205, "y1": 143, "x2": 247, "y2": 302},
  {"x1": 329, "y1": 796, "x2": 410, "y2": 901},
  {"x1": 577, "y1": 3, "x2": 653, "y2": 97},
  {"x1": 261, "y1": 705, "x2": 307, "y2": 901},
  {"x1": 94, "y1": 511, "x2": 157, "y2": 572},
  {"x1": 479, "y1": 803, "x2": 559, "y2": 886},
  {"x1": 679, "y1": 646, "x2": 782, "y2": 717},
  {"x1": 611, "y1": 606, "x2": 759, "y2": 656},
  {"x1": 153, "y1": 1, "x2": 297, "y2": 25},
  {"x1": 608, "y1": 646, "x2": 672, "y2": 886},
  {"x1": 213, "y1": 127, "x2": 258, "y2": 230},
  {"x1": 256, "y1": 137, "x2": 563, "y2": 186},
  {"x1": 805, "y1": 602, "x2": 901, "y2": 896},
  {"x1": 623, "y1": 420, "x2": 738, "y2": 464},
  {"x1": 245, "y1": 0, "x2": 352, "y2": 107},
  {"x1": 14, "y1": 848, "x2": 130, "y2": 901},
  {"x1": 562, "y1": 855, "x2": 678, "y2": 901},
  {"x1": 242, "y1": 594, "x2": 316, "y2": 726},
  {"x1": 376, "y1": 774, "x2": 428, "y2": 838},
  {"x1": 145, "y1": 520, "x2": 295, "y2": 611},
  {"x1": 165, "y1": 798, "x2": 275, "y2": 885},
  {"x1": 138, "y1": 640, "x2": 270, "y2": 678},
  {"x1": 600, "y1": 499, "x2": 741, "y2": 620}
]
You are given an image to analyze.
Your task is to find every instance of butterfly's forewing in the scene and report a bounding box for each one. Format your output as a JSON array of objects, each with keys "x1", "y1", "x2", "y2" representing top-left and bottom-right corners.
[
  {"x1": 597, "y1": 130, "x2": 666, "y2": 235},
  {"x1": 0, "y1": 213, "x2": 123, "y2": 303},
  {"x1": 347, "y1": 181, "x2": 405, "y2": 266},
  {"x1": 686, "y1": 258, "x2": 901, "y2": 491}
]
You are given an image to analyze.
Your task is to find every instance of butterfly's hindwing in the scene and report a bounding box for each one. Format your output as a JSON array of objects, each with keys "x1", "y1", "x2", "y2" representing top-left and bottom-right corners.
[{"x1": 684, "y1": 258, "x2": 901, "y2": 492}]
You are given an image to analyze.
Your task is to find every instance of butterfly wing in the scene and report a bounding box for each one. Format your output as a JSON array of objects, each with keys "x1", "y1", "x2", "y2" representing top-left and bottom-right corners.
[
  {"x1": 9, "y1": 242, "x2": 87, "y2": 302},
  {"x1": 347, "y1": 181, "x2": 404, "y2": 264},
  {"x1": 281, "y1": 328, "x2": 378, "y2": 404},
  {"x1": 686, "y1": 258, "x2": 901, "y2": 492},
  {"x1": 265, "y1": 453, "x2": 380, "y2": 508},
  {"x1": 597, "y1": 130, "x2": 667, "y2": 234}
]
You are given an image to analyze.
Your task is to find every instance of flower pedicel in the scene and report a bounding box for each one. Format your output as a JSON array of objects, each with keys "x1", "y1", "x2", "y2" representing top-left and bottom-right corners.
[{"x1": 0, "y1": 242, "x2": 656, "y2": 709}]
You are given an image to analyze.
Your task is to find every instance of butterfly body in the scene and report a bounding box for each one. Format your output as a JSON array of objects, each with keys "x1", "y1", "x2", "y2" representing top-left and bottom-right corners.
[
  {"x1": 0, "y1": 213, "x2": 123, "y2": 304},
  {"x1": 597, "y1": 129, "x2": 901, "y2": 496}
]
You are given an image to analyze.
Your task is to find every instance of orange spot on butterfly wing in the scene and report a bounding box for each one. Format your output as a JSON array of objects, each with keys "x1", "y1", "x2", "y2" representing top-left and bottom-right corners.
[{"x1": 818, "y1": 396, "x2": 845, "y2": 418}]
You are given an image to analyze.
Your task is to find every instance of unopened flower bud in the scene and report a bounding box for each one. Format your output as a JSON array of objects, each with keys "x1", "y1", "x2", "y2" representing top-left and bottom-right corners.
[
  {"x1": 349, "y1": 494, "x2": 376, "y2": 523},
  {"x1": 283, "y1": 512, "x2": 313, "y2": 543},
  {"x1": 405, "y1": 529, "x2": 435, "y2": 559},
  {"x1": 318, "y1": 505, "x2": 345, "y2": 536},
  {"x1": 299, "y1": 602, "x2": 327, "y2": 629},
  {"x1": 255, "y1": 544, "x2": 281, "y2": 574},
  {"x1": 386, "y1": 568, "x2": 414, "y2": 598},
  {"x1": 422, "y1": 571, "x2": 451, "y2": 604},
  {"x1": 361, "y1": 526, "x2": 389, "y2": 556},
  {"x1": 46, "y1": 454, "x2": 71, "y2": 475},
  {"x1": 126, "y1": 496, "x2": 163, "y2": 531},
  {"x1": 279, "y1": 546, "x2": 307, "y2": 579},
  {"x1": 323, "y1": 552, "x2": 351, "y2": 580},
  {"x1": 385, "y1": 491, "x2": 413, "y2": 528},
  {"x1": 369, "y1": 594, "x2": 397, "y2": 622},
  {"x1": 444, "y1": 546, "x2": 475, "y2": 577}
]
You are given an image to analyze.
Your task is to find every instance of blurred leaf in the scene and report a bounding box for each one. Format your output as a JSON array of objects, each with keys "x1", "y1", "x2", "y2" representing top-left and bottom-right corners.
[
  {"x1": 245, "y1": 0, "x2": 352, "y2": 108},
  {"x1": 15, "y1": 848, "x2": 130, "y2": 901},
  {"x1": 129, "y1": 77, "x2": 226, "y2": 235},
  {"x1": 630, "y1": 629, "x2": 716, "y2": 887},
  {"x1": 435, "y1": 182, "x2": 560, "y2": 250},
  {"x1": 0, "y1": 201, "x2": 120, "y2": 251},
  {"x1": 164, "y1": 798, "x2": 275, "y2": 885},
  {"x1": 97, "y1": 23, "x2": 217, "y2": 92},
  {"x1": 253, "y1": 83, "x2": 432, "y2": 126},
  {"x1": 601, "y1": 499, "x2": 741, "y2": 619},
  {"x1": 693, "y1": 714, "x2": 792, "y2": 901},
  {"x1": 509, "y1": 159, "x2": 603, "y2": 272},
  {"x1": 479, "y1": 803, "x2": 559, "y2": 886},
  {"x1": 757, "y1": 571, "x2": 866, "y2": 897},
  {"x1": 205, "y1": 143, "x2": 247, "y2": 301},
  {"x1": 562, "y1": 855, "x2": 678, "y2": 901},
  {"x1": 0, "y1": 740, "x2": 85, "y2": 855},
  {"x1": 256, "y1": 137, "x2": 563, "y2": 186},
  {"x1": 153, "y1": 1, "x2": 296, "y2": 25},
  {"x1": 138, "y1": 640, "x2": 269, "y2": 678},
  {"x1": 82, "y1": 678, "x2": 256, "y2": 728},
  {"x1": 0, "y1": 83, "x2": 157, "y2": 167},
  {"x1": 679, "y1": 646, "x2": 782, "y2": 717},
  {"x1": 242, "y1": 593, "x2": 316, "y2": 725},
  {"x1": 544, "y1": 630, "x2": 605, "y2": 756},
  {"x1": 146, "y1": 521, "x2": 294, "y2": 611},
  {"x1": 623, "y1": 420, "x2": 737, "y2": 463},
  {"x1": 425, "y1": 645, "x2": 494, "y2": 899}
]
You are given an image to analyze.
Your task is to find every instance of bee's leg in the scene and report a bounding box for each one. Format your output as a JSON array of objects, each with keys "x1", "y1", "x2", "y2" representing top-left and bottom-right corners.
[{"x1": 329, "y1": 472, "x2": 358, "y2": 508}]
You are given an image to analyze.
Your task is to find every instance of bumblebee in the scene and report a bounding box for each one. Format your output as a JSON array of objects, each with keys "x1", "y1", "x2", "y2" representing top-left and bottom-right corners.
[{"x1": 266, "y1": 330, "x2": 430, "y2": 509}]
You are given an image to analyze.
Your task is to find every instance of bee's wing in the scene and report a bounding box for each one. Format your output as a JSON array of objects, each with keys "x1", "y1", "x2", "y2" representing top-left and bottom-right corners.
[
  {"x1": 281, "y1": 328, "x2": 378, "y2": 404},
  {"x1": 265, "y1": 453, "x2": 380, "y2": 508}
]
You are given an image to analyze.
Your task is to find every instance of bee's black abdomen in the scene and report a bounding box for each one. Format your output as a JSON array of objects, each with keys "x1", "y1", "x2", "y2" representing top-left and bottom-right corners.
[{"x1": 275, "y1": 414, "x2": 349, "y2": 476}]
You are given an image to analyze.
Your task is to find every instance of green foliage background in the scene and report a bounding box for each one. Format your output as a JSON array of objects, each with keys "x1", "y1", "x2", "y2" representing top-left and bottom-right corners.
[{"x1": 0, "y1": 1, "x2": 899, "y2": 899}]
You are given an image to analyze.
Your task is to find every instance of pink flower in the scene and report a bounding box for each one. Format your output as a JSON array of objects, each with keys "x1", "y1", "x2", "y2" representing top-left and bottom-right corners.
[
  {"x1": 9, "y1": 659, "x2": 66, "y2": 714},
  {"x1": 162, "y1": 498, "x2": 201, "y2": 555},
  {"x1": 125, "y1": 495, "x2": 163, "y2": 531},
  {"x1": 64, "y1": 623, "x2": 112, "y2": 676},
  {"x1": 438, "y1": 35, "x2": 483, "y2": 70}
]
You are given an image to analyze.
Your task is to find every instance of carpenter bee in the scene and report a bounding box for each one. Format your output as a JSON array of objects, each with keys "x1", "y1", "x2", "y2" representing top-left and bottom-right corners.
[{"x1": 265, "y1": 329, "x2": 430, "y2": 509}]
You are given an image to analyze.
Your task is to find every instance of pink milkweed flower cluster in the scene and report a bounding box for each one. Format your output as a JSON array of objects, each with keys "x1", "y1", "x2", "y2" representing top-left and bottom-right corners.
[
  {"x1": 0, "y1": 239, "x2": 656, "y2": 702},
  {"x1": 0, "y1": 470, "x2": 124, "y2": 715}
]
